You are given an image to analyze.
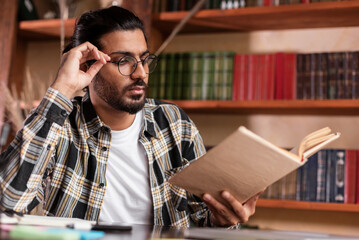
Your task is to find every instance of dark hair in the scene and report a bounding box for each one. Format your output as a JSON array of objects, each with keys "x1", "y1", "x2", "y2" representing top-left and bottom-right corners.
[{"x1": 63, "y1": 6, "x2": 146, "y2": 53}]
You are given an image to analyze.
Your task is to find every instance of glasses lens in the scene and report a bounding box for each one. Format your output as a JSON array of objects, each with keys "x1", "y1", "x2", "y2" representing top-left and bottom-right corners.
[
  {"x1": 118, "y1": 56, "x2": 137, "y2": 76},
  {"x1": 146, "y1": 55, "x2": 158, "y2": 74}
]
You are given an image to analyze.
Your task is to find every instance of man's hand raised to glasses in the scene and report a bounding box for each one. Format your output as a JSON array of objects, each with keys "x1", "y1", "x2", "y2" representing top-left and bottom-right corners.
[{"x1": 51, "y1": 42, "x2": 111, "y2": 100}]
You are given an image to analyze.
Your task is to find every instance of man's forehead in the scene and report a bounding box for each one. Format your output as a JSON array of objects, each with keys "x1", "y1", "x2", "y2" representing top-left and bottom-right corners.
[{"x1": 100, "y1": 29, "x2": 147, "y2": 55}]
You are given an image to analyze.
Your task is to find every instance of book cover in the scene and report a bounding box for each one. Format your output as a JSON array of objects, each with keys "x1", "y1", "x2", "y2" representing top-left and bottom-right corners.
[
  {"x1": 344, "y1": 149, "x2": 357, "y2": 204},
  {"x1": 173, "y1": 52, "x2": 183, "y2": 100},
  {"x1": 316, "y1": 149, "x2": 327, "y2": 202},
  {"x1": 296, "y1": 54, "x2": 305, "y2": 99},
  {"x1": 169, "y1": 126, "x2": 340, "y2": 204},
  {"x1": 222, "y1": 51, "x2": 235, "y2": 100},
  {"x1": 351, "y1": 51, "x2": 359, "y2": 99},
  {"x1": 305, "y1": 153, "x2": 318, "y2": 201},
  {"x1": 334, "y1": 149, "x2": 345, "y2": 203},
  {"x1": 316, "y1": 53, "x2": 328, "y2": 100},
  {"x1": 302, "y1": 53, "x2": 312, "y2": 100},
  {"x1": 275, "y1": 52, "x2": 285, "y2": 100},
  {"x1": 165, "y1": 53, "x2": 176, "y2": 100},
  {"x1": 336, "y1": 52, "x2": 345, "y2": 99},
  {"x1": 247, "y1": 54, "x2": 259, "y2": 100},
  {"x1": 213, "y1": 51, "x2": 223, "y2": 100},
  {"x1": 181, "y1": 52, "x2": 191, "y2": 99},
  {"x1": 342, "y1": 52, "x2": 352, "y2": 99},
  {"x1": 281, "y1": 170, "x2": 297, "y2": 200},
  {"x1": 283, "y1": 53, "x2": 297, "y2": 100},
  {"x1": 327, "y1": 52, "x2": 338, "y2": 99},
  {"x1": 233, "y1": 54, "x2": 248, "y2": 101},
  {"x1": 158, "y1": 53, "x2": 167, "y2": 99},
  {"x1": 326, "y1": 149, "x2": 336, "y2": 203}
]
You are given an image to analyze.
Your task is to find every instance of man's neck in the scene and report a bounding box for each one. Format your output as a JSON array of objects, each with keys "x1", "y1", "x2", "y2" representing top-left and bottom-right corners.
[{"x1": 89, "y1": 94, "x2": 137, "y2": 131}]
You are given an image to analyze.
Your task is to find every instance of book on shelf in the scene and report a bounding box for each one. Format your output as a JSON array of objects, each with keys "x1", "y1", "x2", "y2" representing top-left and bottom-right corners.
[{"x1": 168, "y1": 126, "x2": 340, "y2": 204}]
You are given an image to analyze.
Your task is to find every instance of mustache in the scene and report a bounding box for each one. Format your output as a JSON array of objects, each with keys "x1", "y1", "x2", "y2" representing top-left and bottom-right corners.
[{"x1": 125, "y1": 79, "x2": 148, "y2": 91}]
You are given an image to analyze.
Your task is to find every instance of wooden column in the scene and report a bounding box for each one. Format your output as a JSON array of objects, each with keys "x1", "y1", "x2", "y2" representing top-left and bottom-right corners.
[{"x1": 0, "y1": 0, "x2": 19, "y2": 130}]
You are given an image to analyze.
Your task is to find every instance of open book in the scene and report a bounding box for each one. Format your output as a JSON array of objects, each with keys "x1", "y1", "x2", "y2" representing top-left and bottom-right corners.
[{"x1": 169, "y1": 126, "x2": 340, "y2": 204}]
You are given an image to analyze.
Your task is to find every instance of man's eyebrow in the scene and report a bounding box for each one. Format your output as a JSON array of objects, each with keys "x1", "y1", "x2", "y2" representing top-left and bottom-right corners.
[{"x1": 110, "y1": 50, "x2": 149, "y2": 57}]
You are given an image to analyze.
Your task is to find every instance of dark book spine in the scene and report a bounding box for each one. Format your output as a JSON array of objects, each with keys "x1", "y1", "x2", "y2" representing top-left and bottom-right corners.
[
  {"x1": 316, "y1": 150, "x2": 327, "y2": 202},
  {"x1": 296, "y1": 54, "x2": 305, "y2": 99},
  {"x1": 305, "y1": 153, "x2": 318, "y2": 201},
  {"x1": 334, "y1": 149, "x2": 345, "y2": 203},
  {"x1": 316, "y1": 53, "x2": 328, "y2": 100},
  {"x1": 343, "y1": 52, "x2": 352, "y2": 99},
  {"x1": 351, "y1": 51, "x2": 359, "y2": 99},
  {"x1": 336, "y1": 52, "x2": 345, "y2": 99},
  {"x1": 327, "y1": 53, "x2": 337, "y2": 99},
  {"x1": 326, "y1": 149, "x2": 336, "y2": 202}
]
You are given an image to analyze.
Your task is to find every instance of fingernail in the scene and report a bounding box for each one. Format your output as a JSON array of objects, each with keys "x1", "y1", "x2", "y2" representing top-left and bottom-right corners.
[
  {"x1": 222, "y1": 191, "x2": 230, "y2": 199},
  {"x1": 203, "y1": 194, "x2": 211, "y2": 201},
  {"x1": 105, "y1": 54, "x2": 111, "y2": 60}
]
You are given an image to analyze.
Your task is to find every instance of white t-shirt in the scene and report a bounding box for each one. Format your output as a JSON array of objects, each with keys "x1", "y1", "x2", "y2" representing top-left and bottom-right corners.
[{"x1": 99, "y1": 110, "x2": 153, "y2": 224}]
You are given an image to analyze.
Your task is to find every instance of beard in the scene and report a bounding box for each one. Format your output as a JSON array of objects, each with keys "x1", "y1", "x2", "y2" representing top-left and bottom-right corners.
[{"x1": 92, "y1": 73, "x2": 148, "y2": 114}]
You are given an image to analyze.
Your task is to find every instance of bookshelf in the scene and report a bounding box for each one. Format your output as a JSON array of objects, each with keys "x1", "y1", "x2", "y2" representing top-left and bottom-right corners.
[
  {"x1": 15, "y1": 0, "x2": 359, "y2": 235},
  {"x1": 152, "y1": 1, "x2": 359, "y2": 33},
  {"x1": 257, "y1": 199, "x2": 359, "y2": 213}
]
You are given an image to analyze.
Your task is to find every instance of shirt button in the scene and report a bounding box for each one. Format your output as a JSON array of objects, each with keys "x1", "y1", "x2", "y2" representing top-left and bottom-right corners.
[
  {"x1": 101, "y1": 147, "x2": 108, "y2": 152},
  {"x1": 99, "y1": 183, "x2": 105, "y2": 188},
  {"x1": 60, "y1": 110, "x2": 67, "y2": 117}
]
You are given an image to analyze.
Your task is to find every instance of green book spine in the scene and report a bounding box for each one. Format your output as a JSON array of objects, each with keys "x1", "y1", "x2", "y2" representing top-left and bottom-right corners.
[
  {"x1": 222, "y1": 51, "x2": 235, "y2": 100},
  {"x1": 201, "y1": 52, "x2": 214, "y2": 100},
  {"x1": 196, "y1": 52, "x2": 205, "y2": 100},
  {"x1": 148, "y1": 58, "x2": 159, "y2": 98},
  {"x1": 165, "y1": 53, "x2": 175, "y2": 100},
  {"x1": 181, "y1": 52, "x2": 191, "y2": 99},
  {"x1": 213, "y1": 51, "x2": 224, "y2": 100},
  {"x1": 158, "y1": 53, "x2": 167, "y2": 99},
  {"x1": 173, "y1": 53, "x2": 183, "y2": 100},
  {"x1": 190, "y1": 52, "x2": 201, "y2": 100}
]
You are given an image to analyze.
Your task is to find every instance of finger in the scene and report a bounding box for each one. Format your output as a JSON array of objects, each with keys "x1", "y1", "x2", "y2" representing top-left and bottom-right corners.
[
  {"x1": 86, "y1": 61, "x2": 105, "y2": 78},
  {"x1": 203, "y1": 194, "x2": 239, "y2": 225},
  {"x1": 221, "y1": 191, "x2": 248, "y2": 223},
  {"x1": 242, "y1": 192, "x2": 260, "y2": 216}
]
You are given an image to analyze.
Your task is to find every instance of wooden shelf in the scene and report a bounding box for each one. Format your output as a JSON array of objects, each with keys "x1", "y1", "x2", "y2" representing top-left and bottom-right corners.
[
  {"x1": 19, "y1": 18, "x2": 76, "y2": 39},
  {"x1": 167, "y1": 99, "x2": 359, "y2": 115},
  {"x1": 152, "y1": 1, "x2": 359, "y2": 34},
  {"x1": 257, "y1": 199, "x2": 359, "y2": 213},
  {"x1": 18, "y1": 1, "x2": 359, "y2": 39}
]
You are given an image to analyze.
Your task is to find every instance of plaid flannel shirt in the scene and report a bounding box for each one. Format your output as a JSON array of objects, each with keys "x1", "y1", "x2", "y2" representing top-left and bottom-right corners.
[{"x1": 0, "y1": 87, "x2": 211, "y2": 227}]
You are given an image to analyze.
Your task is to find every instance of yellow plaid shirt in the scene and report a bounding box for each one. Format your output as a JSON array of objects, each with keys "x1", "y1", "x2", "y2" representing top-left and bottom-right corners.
[{"x1": 0, "y1": 88, "x2": 210, "y2": 227}]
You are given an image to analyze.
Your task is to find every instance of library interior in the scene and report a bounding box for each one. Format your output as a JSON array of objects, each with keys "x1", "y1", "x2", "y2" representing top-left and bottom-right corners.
[{"x1": 1, "y1": 0, "x2": 359, "y2": 239}]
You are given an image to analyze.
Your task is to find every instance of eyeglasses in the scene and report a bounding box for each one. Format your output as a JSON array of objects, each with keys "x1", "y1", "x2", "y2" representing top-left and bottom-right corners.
[{"x1": 107, "y1": 54, "x2": 158, "y2": 76}]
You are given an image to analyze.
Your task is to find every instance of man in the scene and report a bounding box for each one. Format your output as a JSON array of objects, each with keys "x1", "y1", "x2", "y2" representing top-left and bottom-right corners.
[{"x1": 0, "y1": 6, "x2": 259, "y2": 227}]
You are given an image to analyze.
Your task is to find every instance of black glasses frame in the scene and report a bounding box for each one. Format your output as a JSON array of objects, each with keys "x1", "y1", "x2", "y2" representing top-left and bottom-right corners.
[{"x1": 107, "y1": 54, "x2": 159, "y2": 76}]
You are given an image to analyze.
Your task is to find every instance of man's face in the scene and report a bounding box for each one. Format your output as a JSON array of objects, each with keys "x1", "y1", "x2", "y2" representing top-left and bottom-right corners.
[{"x1": 91, "y1": 29, "x2": 149, "y2": 114}]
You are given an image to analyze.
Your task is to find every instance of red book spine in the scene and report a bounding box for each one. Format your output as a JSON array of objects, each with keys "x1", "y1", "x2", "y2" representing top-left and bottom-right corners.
[
  {"x1": 264, "y1": 0, "x2": 273, "y2": 6},
  {"x1": 275, "y1": 52, "x2": 285, "y2": 100},
  {"x1": 247, "y1": 54, "x2": 258, "y2": 100},
  {"x1": 233, "y1": 54, "x2": 248, "y2": 101},
  {"x1": 239, "y1": 55, "x2": 248, "y2": 101},
  {"x1": 356, "y1": 150, "x2": 359, "y2": 204},
  {"x1": 345, "y1": 149, "x2": 357, "y2": 204},
  {"x1": 258, "y1": 54, "x2": 267, "y2": 100},
  {"x1": 267, "y1": 54, "x2": 276, "y2": 100},
  {"x1": 283, "y1": 53, "x2": 297, "y2": 100}
]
